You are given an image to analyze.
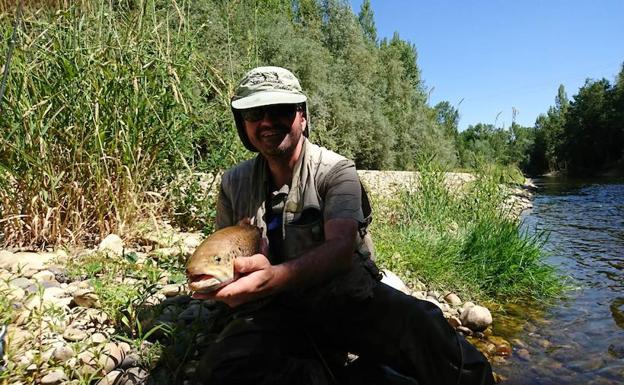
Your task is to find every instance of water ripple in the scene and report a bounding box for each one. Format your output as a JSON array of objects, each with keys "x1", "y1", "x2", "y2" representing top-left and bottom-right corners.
[{"x1": 496, "y1": 178, "x2": 624, "y2": 384}]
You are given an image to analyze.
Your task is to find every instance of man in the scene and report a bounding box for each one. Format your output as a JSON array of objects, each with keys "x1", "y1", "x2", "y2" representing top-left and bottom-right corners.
[{"x1": 195, "y1": 66, "x2": 495, "y2": 385}]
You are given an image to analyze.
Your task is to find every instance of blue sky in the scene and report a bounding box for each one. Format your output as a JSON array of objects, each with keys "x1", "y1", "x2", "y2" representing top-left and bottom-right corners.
[{"x1": 348, "y1": 0, "x2": 624, "y2": 130}]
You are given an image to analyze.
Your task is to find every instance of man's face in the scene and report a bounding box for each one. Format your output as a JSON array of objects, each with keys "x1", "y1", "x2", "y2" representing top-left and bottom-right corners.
[{"x1": 241, "y1": 104, "x2": 306, "y2": 158}]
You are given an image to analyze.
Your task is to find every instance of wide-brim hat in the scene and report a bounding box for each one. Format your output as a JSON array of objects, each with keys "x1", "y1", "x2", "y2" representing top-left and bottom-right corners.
[
  {"x1": 231, "y1": 66, "x2": 307, "y2": 109},
  {"x1": 231, "y1": 66, "x2": 310, "y2": 152}
]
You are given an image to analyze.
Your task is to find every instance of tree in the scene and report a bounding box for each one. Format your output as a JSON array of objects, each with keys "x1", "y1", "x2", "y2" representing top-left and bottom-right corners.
[
  {"x1": 357, "y1": 0, "x2": 377, "y2": 44},
  {"x1": 563, "y1": 78, "x2": 613, "y2": 174},
  {"x1": 434, "y1": 101, "x2": 460, "y2": 143},
  {"x1": 528, "y1": 84, "x2": 569, "y2": 174}
]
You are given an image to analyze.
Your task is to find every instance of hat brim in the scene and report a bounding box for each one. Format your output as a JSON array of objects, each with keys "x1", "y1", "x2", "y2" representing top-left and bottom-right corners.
[{"x1": 231, "y1": 91, "x2": 307, "y2": 110}]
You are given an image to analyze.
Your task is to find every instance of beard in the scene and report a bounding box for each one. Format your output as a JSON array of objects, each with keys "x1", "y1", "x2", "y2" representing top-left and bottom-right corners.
[{"x1": 254, "y1": 122, "x2": 303, "y2": 158}]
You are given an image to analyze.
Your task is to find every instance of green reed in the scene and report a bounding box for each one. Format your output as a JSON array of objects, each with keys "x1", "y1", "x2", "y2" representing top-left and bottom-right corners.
[
  {"x1": 371, "y1": 167, "x2": 563, "y2": 301},
  {"x1": 0, "y1": 1, "x2": 243, "y2": 247}
]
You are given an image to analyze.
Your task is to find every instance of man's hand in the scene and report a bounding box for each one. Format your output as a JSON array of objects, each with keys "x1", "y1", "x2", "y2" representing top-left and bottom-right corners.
[
  {"x1": 191, "y1": 237, "x2": 276, "y2": 307},
  {"x1": 209, "y1": 254, "x2": 278, "y2": 307},
  {"x1": 191, "y1": 218, "x2": 358, "y2": 307}
]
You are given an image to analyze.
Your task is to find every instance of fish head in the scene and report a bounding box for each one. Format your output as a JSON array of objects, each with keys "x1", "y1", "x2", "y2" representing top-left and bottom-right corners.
[{"x1": 186, "y1": 225, "x2": 261, "y2": 293}]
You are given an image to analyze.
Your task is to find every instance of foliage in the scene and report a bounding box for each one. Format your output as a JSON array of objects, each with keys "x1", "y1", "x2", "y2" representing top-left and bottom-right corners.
[
  {"x1": 371, "y1": 167, "x2": 563, "y2": 301},
  {"x1": 526, "y1": 66, "x2": 624, "y2": 176},
  {"x1": 452, "y1": 64, "x2": 623, "y2": 177},
  {"x1": 457, "y1": 122, "x2": 536, "y2": 170},
  {"x1": 0, "y1": 0, "x2": 470, "y2": 246}
]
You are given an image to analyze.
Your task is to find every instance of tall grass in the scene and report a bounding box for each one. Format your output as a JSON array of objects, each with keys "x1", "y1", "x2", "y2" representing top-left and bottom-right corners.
[
  {"x1": 0, "y1": 1, "x2": 245, "y2": 247},
  {"x1": 371, "y1": 168, "x2": 563, "y2": 301}
]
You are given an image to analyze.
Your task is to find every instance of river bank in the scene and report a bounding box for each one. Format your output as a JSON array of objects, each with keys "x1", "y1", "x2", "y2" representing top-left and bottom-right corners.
[{"x1": 0, "y1": 171, "x2": 539, "y2": 384}]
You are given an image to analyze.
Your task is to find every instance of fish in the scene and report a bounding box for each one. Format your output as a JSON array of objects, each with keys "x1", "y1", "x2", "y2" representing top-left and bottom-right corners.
[{"x1": 186, "y1": 224, "x2": 261, "y2": 294}]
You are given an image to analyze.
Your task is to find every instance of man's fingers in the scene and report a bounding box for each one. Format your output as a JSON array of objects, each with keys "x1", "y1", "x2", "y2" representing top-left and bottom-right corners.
[{"x1": 233, "y1": 254, "x2": 267, "y2": 274}]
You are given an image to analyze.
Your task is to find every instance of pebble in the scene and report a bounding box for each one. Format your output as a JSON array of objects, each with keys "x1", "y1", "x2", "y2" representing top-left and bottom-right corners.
[
  {"x1": 73, "y1": 288, "x2": 101, "y2": 308},
  {"x1": 511, "y1": 338, "x2": 527, "y2": 349},
  {"x1": 424, "y1": 297, "x2": 444, "y2": 312},
  {"x1": 43, "y1": 287, "x2": 66, "y2": 300},
  {"x1": 120, "y1": 353, "x2": 141, "y2": 369},
  {"x1": 538, "y1": 338, "x2": 552, "y2": 349},
  {"x1": 517, "y1": 348, "x2": 531, "y2": 361},
  {"x1": 0, "y1": 250, "x2": 16, "y2": 269},
  {"x1": 462, "y1": 301, "x2": 476, "y2": 312},
  {"x1": 63, "y1": 327, "x2": 88, "y2": 342},
  {"x1": 447, "y1": 316, "x2": 462, "y2": 328},
  {"x1": 96, "y1": 370, "x2": 122, "y2": 385},
  {"x1": 77, "y1": 351, "x2": 100, "y2": 375},
  {"x1": 460, "y1": 305, "x2": 492, "y2": 332},
  {"x1": 161, "y1": 283, "x2": 186, "y2": 297},
  {"x1": 90, "y1": 332, "x2": 108, "y2": 344},
  {"x1": 107, "y1": 343, "x2": 128, "y2": 371},
  {"x1": 427, "y1": 290, "x2": 440, "y2": 299},
  {"x1": 40, "y1": 370, "x2": 67, "y2": 385},
  {"x1": 151, "y1": 247, "x2": 182, "y2": 259},
  {"x1": 125, "y1": 367, "x2": 149, "y2": 384},
  {"x1": 7, "y1": 252, "x2": 50, "y2": 273},
  {"x1": 9, "y1": 277, "x2": 33, "y2": 290},
  {"x1": 98, "y1": 234, "x2": 124, "y2": 256},
  {"x1": 6, "y1": 286, "x2": 26, "y2": 302},
  {"x1": 47, "y1": 266, "x2": 71, "y2": 284},
  {"x1": 444, "y1": 293, "x2": 462, "y2": 306},
  {"x1": 52, "y1": 345, "x2": 75, "y2": 362},
  {"x1": 82, "y1": 308, "x2": 110, "y2": 325},
  {"x1": 32, "y1": 270, "x2": 55, "y2": 282},
  {"x1": 488, "y1": 336, "x2": 512, "y2": 357}
]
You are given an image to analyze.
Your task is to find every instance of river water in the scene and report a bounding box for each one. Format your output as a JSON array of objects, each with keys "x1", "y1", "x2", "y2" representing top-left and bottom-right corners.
[{"x1": 491, "y1": 177, "x2": 624, "y2": 384}]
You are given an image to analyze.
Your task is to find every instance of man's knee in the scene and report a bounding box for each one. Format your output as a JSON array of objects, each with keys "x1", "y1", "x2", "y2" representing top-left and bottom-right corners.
[{"x1": 197, "y1": 348, "x2": 330, "y2": 385}]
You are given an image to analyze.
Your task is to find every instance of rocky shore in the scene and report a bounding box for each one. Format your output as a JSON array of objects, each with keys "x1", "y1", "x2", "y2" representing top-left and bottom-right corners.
[{"x1": 0, "y1": 172, "x2": 535, "y2": 384}]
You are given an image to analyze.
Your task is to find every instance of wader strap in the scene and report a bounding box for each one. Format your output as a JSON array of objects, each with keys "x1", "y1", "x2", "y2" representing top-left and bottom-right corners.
[{"x1": 358, "y1": 180, "x2": 372, "y2": 238}]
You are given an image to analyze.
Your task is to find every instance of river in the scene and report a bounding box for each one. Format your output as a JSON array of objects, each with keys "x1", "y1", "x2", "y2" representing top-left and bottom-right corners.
[{"x1": 491, "y1": 177, "x2": 624, "y2": 384}]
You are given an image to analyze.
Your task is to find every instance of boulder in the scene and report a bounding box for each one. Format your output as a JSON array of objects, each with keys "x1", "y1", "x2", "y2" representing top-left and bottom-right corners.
[{"x1": 460, "y1": 305, "x2": 492, "y2": 332}]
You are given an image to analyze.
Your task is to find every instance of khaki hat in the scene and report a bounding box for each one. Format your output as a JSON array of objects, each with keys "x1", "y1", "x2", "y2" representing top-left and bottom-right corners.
[
  {"x1": 231, "y1": 66, "x2": 307, "y2": 109},
  {"x1": 231, "y1": 66, "x2": 310, "y2": 152}
]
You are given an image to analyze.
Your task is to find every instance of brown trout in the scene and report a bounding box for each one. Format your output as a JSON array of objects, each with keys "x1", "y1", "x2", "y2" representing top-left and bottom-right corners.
[{"x1": 186, "y1": 224, "x2": 261, "y2": 293}]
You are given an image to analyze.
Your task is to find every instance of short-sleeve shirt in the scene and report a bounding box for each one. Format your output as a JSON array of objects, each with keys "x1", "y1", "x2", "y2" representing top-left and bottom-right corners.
[{"x1": 216, "y1": 138, "x2": 377, "y2": 304}]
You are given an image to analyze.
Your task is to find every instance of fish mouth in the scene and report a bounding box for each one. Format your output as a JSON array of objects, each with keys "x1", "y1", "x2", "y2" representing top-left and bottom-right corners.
[{"x1": 187, "y1": 273, "x2": 232, "y2": 293}]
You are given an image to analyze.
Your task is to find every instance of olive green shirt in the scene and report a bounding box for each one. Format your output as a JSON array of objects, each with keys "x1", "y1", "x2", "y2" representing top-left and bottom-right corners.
[{"x1": 216, "y1": 139, "x2": 378, "y2": 304}]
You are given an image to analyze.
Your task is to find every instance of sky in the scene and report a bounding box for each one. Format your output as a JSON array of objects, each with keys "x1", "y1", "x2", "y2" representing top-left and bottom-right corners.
[{"x1": 348, "y1": 0, "x2": 624, "y2": 130}]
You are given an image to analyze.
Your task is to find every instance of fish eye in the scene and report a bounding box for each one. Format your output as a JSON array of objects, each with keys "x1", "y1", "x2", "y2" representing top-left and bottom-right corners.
[{"x1": 214, "y1": 256, "x2": 221, "y2": 263}]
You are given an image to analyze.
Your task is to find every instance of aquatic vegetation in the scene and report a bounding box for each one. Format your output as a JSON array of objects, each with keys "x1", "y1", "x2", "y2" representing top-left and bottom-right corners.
[{"x1": 371, "y1": 168, "x2": 564, "y2": 301}]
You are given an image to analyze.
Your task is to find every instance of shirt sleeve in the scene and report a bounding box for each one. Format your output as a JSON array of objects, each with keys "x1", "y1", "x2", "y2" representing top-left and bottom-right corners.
[
  {"x1": 215, "y1": 174, "x2": 234, "y2": 230},
  {"x1": 323, "y1": 159, "x2": 364, "y2": 223}
]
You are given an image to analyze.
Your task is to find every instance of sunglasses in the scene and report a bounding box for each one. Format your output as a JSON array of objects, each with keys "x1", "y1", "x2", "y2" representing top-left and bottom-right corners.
[{"x1": 240, "y1": 104, "x2": 302, "y2": 122}]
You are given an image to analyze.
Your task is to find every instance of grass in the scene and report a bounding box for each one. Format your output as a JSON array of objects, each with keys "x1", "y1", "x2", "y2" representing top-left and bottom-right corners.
[
  {"x1": 0, "y1": 1, "x2": 245, "y2": 248},
  {"x1": 371, "y1": 167, "x2": 564, "y2": 302}
]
